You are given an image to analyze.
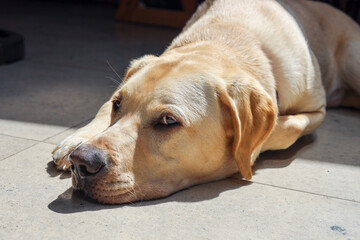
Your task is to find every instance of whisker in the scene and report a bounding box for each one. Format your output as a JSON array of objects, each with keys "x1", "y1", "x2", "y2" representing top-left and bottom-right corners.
[
  {"x1": 106, "y1": 76, "x2": 121, "y2": 86},
  {"x1": 125, "y1": 185, "x2": 137, "y2": 205},
  {"x1": 133, "y1": 182, "x2": 144, "y2": 202},
  {"x1": 107, "y1": 60, "x2": 122, "y2": 82}
]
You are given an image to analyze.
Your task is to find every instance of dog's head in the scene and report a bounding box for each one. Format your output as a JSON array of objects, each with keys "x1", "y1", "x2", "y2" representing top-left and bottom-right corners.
[{"x1": 70, "y1": 51, "x2": 276, "y2": 204}]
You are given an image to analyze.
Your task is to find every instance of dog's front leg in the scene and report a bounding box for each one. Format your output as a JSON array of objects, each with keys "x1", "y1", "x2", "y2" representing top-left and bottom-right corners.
[
  {"x1": 261, "y1": 108, "x2": 326, "y2": 151},
  {"x1": 52, "y1": 101, "x2": 112, "y2": 170}
]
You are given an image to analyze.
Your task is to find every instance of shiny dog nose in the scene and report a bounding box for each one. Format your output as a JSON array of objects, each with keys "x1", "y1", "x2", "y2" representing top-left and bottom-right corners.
[{"x1": 70, "y1": 144, "x2": 106, "y2": 177}]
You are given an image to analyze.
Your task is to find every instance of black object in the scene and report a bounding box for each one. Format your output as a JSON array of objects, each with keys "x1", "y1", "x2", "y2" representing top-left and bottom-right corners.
[
  {"x1": 140, "y1": 0, "x2": 205, "y2": 10},
  {"x1": 141, "y1": 0, "x2": 182, "y2": 10},
  {"x1": 0, "y1": 29, "x2": 25, "y2": 65},
  {"x1": 317, "y1": 0, "x2": 360, "y2": 23}
]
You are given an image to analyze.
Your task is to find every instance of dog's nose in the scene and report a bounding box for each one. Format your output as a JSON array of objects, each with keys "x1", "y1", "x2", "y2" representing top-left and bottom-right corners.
[{"x1": 70, "y1": 144, "x2": 106, "y2": 177}]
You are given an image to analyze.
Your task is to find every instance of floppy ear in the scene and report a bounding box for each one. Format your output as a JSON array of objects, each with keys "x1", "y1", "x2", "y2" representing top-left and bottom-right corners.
[
  {"x1": 218, "y1": 80, "x2": 277, "y2": 180},
  {"x1": 123, "y1": 55, "x2": 157, "y2": 82}
]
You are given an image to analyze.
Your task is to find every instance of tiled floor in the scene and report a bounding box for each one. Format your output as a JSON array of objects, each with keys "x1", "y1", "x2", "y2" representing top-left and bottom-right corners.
[{"x1": 0, "y1": 0, "x2": 359, "y2": 239}]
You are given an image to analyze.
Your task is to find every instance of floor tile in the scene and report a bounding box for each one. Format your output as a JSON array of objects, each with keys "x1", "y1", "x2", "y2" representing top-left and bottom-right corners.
[
  {"x1": 0, "y1": 119, "x2": 67, "y2": 141},
  {"x1": 0, "y1": 143, "x2": 359, "y2": 240},
  {"x1": 44, "y1": 119, "x2": 92, "y2": 145},
  {"x1": 0, "y1": 134, "x2": 37, "y2": 161},
  {"x1": 253, "y1": 109, "x2": 360, "y2": 202}
]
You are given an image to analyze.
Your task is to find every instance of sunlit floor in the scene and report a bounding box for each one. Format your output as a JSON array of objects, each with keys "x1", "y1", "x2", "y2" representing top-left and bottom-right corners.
[{"x1": 0, "y1": 0, "x2": 359, "y2": 239}]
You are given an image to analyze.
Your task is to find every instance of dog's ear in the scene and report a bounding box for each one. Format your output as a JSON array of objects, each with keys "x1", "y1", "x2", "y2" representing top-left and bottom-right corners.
[
  {"x1": 123, "y1": 55, "x2": 157, "y2": 82},
  {"x1": 218, "y1": 80, "x2": 276, "y2": 180}
]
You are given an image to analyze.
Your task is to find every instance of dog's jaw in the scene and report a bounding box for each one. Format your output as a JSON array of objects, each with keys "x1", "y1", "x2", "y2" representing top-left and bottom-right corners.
[{"x1": 71, "y1": 174, "x2": 178, "y2": 204}]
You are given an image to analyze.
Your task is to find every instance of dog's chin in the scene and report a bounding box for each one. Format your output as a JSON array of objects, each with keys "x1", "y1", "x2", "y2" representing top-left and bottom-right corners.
[
  {"x1": 71, "y1": 174, "x2": 174, "y2": 204},
  {"x1": 85, "y1": 189, "x2": 141, "y2": 204},
  {"x1": 72, "y1": 180, "x2": 139, "y2": 204}
]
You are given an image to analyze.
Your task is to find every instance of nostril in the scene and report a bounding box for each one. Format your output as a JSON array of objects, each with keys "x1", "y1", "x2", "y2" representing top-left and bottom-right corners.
[
  {"x1": 79, "y1": 165, "x2": 89, "y2": 177},
  {"x1": 78, "y1": 163, "x2": 104, "y2": 177}
]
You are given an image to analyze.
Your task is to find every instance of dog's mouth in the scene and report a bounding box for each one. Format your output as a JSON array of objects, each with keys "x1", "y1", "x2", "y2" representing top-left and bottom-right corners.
[
  {"x1": 70, "y1": 164, "x2": 84, "y2": 191},
  {"x1": 78, "y1": 185, "x2": 141, "y2": 204},
  {"x1": 69, "y1": 164, "x2": 143, "y2": 204}
]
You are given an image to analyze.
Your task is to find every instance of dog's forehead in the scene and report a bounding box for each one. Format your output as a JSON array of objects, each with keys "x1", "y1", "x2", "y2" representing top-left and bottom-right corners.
[
  {"x1": 138, "y1": 72, "x2": 213, "y2": 99},
  {"x1": 118, "y1": 69, "x2": 218, "y2": 123},
  {"x1": 122, "y1": 60, "x2": 216, "y2": 100},
  {"x1": 127, "y1": 59, "x2": 193, "y2": 85}
]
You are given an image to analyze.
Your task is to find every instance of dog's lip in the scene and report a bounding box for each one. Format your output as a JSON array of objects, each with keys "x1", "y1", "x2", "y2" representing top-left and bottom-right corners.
[
  {"x1": 70, "y1": 162, "x2": 75, "y2": 172},
  {"x1": 95, "y1": 191, "x2": 141, "y2": 204},
  {"x1": 76, "y1": 186, "x2": 140, "y2": 204},
  {"x1": 69, "y1": 169, "x2": 139, "y2": 203},
  {"x1": 69, "y1": 160, "x2": 142, "y2": 204},
  {"x1": 70, "y1": 162, "x2": 83, "y2": 189},
  {"x1": 69, "y1": 162, "x2": 77, "y2": 177}
]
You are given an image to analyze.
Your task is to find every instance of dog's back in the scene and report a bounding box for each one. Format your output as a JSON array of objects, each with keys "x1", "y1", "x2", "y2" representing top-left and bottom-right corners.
[{"x1": 279, "y1": 0, "x2": 360, "y2": 107}]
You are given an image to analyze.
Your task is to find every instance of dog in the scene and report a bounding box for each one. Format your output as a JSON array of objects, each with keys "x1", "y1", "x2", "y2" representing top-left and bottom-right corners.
[{"x1": 52, "y1": 0, "x2": 360, "y2": 204}]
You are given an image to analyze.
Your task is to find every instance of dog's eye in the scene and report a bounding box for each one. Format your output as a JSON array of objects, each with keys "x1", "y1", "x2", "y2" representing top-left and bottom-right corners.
[
  {"x1": 160, "y1": 115, "x2": 177, "y2": 126},
  {"x1": 113, "y1": 100, "x2": 121, "y2": 112}
]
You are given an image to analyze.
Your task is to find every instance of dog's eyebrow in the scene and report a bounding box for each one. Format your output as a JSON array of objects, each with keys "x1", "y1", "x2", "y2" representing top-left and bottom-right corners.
[{"x1": 111, "y1": 92, "x2": 123, "y2": 103}]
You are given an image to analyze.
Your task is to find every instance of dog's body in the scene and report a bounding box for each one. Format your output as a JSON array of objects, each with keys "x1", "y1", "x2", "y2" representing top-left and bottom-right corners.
[{"x1": 53, "y1": 0, "x2": 360, "y2": 204}]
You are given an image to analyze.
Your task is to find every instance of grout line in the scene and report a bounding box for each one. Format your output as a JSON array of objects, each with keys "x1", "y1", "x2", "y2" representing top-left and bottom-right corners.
[
  {"x1": 0, "y1": 133, "x2": 42, "y2": 142},
  {"x1": 251, "y1": 181, "x2": 360, "y2": 204},
  {"x1": 0, "y1": 141, "x2": 42, "y2": 162},
  {"x1": 0, "y1": 118, "x2": 93, "y2": 162},
  {"x1": 41, "y1": 117, "x2": 93, "y2": 143}
]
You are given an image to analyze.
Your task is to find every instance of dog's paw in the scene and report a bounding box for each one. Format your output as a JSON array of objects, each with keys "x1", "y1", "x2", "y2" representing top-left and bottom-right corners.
[{"x1": 52, "y1": 135, "x2": 87, "y2": 171}]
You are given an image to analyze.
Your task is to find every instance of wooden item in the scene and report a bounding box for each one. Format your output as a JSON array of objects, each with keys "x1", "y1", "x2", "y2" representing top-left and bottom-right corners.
[{"x1": 115, "y1": 0, "x2": 197, "y2": 28}]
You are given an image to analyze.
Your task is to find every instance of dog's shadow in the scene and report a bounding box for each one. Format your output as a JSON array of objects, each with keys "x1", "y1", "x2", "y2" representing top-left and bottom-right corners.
[
  {"x1": 254, "y1": 134, "x2": 315, "y2": 171},
  {"x1": 47, "y1": 134, "x2": 315, "y2": 214},
  {"x1": 46, "y1": 161, "x2": 72, "y2": 179},
  {"x1": 47, "y1": 178, "x2": 252, "y2": 214}
]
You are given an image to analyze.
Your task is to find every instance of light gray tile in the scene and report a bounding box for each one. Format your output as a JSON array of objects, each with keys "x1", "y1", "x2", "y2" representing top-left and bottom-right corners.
[
  {"x1": 253, "y1": 109, "x2": 360, "y2": 202},
  {"x1": 253, "y1": 158, "x2": 360, "y2": 202},
  {"x1": 0, "y1": 134, "x2": 37, "y2": 161},
  {"x1": 0, "y1": 143, "x2": 359, "y2": 240},
  {"x1": 44, "y1": 119, "x2": 92, "y2": 145},
  {"x1": 0, "y1": 119, "x2": 67, "y2": 141}
]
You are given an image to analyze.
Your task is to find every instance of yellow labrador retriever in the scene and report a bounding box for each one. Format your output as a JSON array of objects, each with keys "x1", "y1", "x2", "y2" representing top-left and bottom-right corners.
[{"x1": 52, "y1": 0, "x2": 360, "y2": 204}]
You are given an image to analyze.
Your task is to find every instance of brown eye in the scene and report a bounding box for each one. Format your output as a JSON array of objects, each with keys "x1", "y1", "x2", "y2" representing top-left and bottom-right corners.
[
  {"x1": 113, "y1": 100, "x2": 120, "y2": 112},
  {"x1": 160, "y1": 115, "x2": 177, "y2": 126}
]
